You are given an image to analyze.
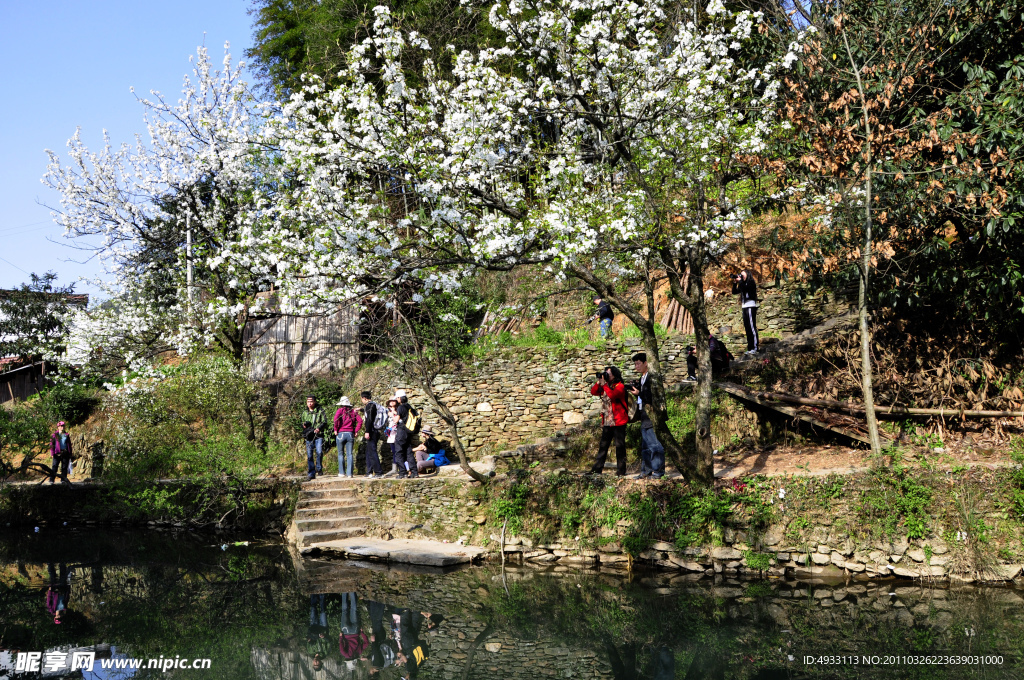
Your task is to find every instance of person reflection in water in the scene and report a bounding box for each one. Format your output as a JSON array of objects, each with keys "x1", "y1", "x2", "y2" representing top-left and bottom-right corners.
[
  {"x1": 339, "y1": 592, "x2": 369, "y2": 662},
  {"x1": 45, "y1": 563, "x2": 71, "y2": 625},
  {"x1": 307, "y1": 594, "x2": 331, "y2": 671},
  {"x1": 391, "y1": 608, "x2": 444, "y2": 679},
  {"x1": 606, "y1": 643, "x2": 675, "y2": 680},
  {"x1": 366, "y1": 599, "x2": 395, "y2": 672}
]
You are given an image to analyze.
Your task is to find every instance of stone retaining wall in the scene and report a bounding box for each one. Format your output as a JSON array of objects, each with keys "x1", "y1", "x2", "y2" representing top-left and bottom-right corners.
[
  {"x1": 393, "y1": 338, "x2": 701, "y2": 458},
  {"x1": 348, "y1": 475, "x2": 1024, "y2": 585}
]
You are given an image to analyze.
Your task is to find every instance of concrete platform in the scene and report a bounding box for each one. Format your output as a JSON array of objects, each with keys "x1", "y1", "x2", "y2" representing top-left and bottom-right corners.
[{"x1": 300, "y1": 537, "x2": 488, "y2": 567}]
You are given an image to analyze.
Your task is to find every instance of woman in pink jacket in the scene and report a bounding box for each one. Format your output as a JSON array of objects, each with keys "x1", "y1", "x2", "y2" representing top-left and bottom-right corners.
[{"x1": 333, "y1": 397, "x2": 363, "y2": 478}]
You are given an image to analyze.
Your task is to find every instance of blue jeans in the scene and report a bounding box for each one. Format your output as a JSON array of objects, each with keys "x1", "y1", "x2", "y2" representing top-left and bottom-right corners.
[
  {"x1": 340, "y1": 592, "x2": 359, "y2": 635},
  {"x1": 640, "y1": 427, "x2": 665, "y2": 477},
  {"x1": 337, "y1": 432, "x2": 354, "y2": 476},
  {"x1": 306, "y1": 437, "x2": 324, "y2": 477},
  {"x1": 599, "y1": 318, "x2": 612, "y2": 338}
]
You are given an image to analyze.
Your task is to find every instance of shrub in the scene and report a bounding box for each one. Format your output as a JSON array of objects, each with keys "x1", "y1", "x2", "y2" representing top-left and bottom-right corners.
[{"x1": 37, "y1": 383, "x2": 98, "y2": 426}]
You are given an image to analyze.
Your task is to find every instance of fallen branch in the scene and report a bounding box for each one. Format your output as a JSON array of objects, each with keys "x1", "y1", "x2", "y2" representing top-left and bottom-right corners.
[{"x1": 719, "y1": 383, "x2": 1024, "y2": 419}]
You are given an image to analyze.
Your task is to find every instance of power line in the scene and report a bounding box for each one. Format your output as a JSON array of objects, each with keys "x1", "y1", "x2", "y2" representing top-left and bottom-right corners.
[{"x1": 0, "y1": 255, "x2": 31, "y2": 276}]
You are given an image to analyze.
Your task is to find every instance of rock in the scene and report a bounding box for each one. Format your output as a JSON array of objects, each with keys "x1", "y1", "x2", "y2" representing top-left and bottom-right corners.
[
  {"x1": 906, "y1": 548, "x2": 926, "y2": 563},
  {"x1": 986, "y1": 564, "x2": 1023, "y2": 580},
  {"x1": 484, "y1": 643, "x2": 502, "y2": 653},
  {"x1": 666, "y1": 555, "x2": 706, "y2": 572},
  {"x1": 473, "y1": 515, "x2": 487, "y2": 525},
  {"x1": 476, "y1": 402, "x2": 493, "y2": 412},
  {"x1": 711, "y1": 547, "x2": 743, "y2": 560},
  {"x1": 562, "y1": 411, "x2": 585, "y2": 424},
  {"x1": 762, "y1": 527, "x2": 784, "y2": 547},
  {"x1": 892, "y1": 566, "x2": 921, "y2": 578},
  {"x1": 811, "y1": 553, "x2": 831, "y2": 565}
]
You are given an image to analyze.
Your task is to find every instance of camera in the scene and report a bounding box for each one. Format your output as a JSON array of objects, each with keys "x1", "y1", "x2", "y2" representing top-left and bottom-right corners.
[
  {"x1": 595, "y1": 371, "x2": 605, "y2": 381},
  {"x1": 730, "y1": 273, "x2": 741, "y2": 280}
]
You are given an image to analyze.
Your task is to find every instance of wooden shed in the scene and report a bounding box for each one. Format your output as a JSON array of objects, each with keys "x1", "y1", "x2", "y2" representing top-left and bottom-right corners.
[
  {"x1": 0, "y1": 361, "x2": 51, "y2": 405},
  {"x1": 243, "y1": 297, "x2": 360, "y2": 381}
]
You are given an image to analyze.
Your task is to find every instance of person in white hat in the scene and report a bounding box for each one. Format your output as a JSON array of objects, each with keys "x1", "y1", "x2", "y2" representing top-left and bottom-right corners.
[{"x1": 333, "y1": 396, "x2": 363, "y2": 478}]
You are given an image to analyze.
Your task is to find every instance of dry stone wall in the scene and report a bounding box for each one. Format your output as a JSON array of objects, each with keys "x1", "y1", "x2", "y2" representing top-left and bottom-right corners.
[
  {"x1": 346, "y1": 475, "x2": 1024, "y2": 585},
  {"x1": 392, "y1": 339, "x2": 694, "y2": 457}
]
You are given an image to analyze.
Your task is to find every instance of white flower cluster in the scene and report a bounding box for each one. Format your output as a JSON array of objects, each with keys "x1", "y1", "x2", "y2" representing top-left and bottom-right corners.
[{"x1": 46, "y1": 0, "x2": 793, "y2": 369}]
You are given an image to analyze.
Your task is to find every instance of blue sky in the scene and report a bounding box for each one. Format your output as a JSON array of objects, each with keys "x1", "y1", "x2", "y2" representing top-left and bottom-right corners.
[{"x1": 0, "y1": 1, "x2": 254, "y2": 296}]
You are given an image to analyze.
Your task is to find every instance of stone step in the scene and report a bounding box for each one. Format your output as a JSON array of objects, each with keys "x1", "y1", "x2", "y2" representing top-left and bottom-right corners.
[
  {"x1": 296, "y1": 516, "x2": 371, "y2": 533},
  {"x1": 297, "y1": 527, "x2": 368, "y2": 546},
  {"x1": 294, "y1": 503, "x2": 366, "y2": 520},
  {"x1": 302, "y1": 478, "x2": 362, "y2": 490},
  {"x1": 299, "y1": 488, "x2": 362, "y2": 502},
  {"x1": 296, "y1": 497, "x2": 355, "y2": 510}
]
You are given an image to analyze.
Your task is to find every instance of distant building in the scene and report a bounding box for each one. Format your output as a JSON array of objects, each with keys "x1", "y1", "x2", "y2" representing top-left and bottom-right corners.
[{"x1": 243, "y1": 293, "x2": 359, "y2": 381}]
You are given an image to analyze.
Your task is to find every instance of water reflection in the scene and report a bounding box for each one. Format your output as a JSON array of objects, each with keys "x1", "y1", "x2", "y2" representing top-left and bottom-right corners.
[{"x1": 0, "y1": 529, "x2": 1022, "y2": 679}]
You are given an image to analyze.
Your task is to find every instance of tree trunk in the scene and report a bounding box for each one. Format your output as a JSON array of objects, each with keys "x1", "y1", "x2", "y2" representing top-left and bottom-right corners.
[
  {"x1": 688, "y1": 252, "x2": 715, "y2": 485},
  {"x1": 416, "y1": 375, "x2": 490, "y2": 484},
  {"x1": 844, "y1": 32, "x2": 883, "y2": 457}
]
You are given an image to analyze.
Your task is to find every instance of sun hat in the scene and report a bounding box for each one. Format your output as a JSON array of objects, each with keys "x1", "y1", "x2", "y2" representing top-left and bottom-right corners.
[
  {"x1": 394, "y1": 388, "x2": 407, "y2": 399},
  {"x1": 336, "y1": 396, "x2": 351, "y2": 406},
  {"x1": 421, "y1": 425, "x2": 434, "y2": 435}
]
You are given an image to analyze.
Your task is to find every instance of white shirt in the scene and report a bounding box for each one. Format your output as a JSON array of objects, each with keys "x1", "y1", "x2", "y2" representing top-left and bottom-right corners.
[{"x1": 637, "y1": 372, "x2": 648, "y2": 409}]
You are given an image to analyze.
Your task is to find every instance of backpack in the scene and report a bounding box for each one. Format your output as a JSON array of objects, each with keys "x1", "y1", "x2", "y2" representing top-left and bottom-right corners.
[
  {"x1": 625, "y1": 390, "x2": 639, "y2": 422},
  {"x1": 370, "y1": 402, "x2": 388, "y2": 431},
  {"x1": 405, "y1": 406, "x2": 421, "y2": 433}
]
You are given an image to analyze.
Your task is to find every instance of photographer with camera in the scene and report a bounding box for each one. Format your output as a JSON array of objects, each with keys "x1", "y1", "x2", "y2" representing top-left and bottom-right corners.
[
  {"x1": 589, "y1": 366, "x2": 629, "y2": 476},
  {"x1": 301, "y1": 395, "x2": 329, "y2": 481},
  {"x1": 588, "y1": 296, "x2": 615, "y2": 338},
  {"x1": 731, "y1": 270, "x2": 759, "y2": 354}
]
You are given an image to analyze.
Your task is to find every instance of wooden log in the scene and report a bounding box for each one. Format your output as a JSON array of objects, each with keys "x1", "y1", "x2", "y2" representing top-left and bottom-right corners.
[
  {"x1": 712, "y1": 381, "x2": 888, "y2": 446},
  {"x1": 721, "y1": 384, "x2": 1024, "y2": 419}
]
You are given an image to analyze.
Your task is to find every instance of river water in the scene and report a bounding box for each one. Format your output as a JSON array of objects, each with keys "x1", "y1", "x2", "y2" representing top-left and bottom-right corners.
[{"x1": 0, "y1": 529, "x2": 1020, "y2": 679}]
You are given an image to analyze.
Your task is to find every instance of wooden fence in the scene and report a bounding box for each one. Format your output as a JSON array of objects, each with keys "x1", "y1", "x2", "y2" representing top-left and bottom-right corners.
[
  {"x1": 0, "y1": 362, "x2": 50, "y2": 405},
  {"x1": 244, "y1": 306, "x2": 360, "y2": 381}
]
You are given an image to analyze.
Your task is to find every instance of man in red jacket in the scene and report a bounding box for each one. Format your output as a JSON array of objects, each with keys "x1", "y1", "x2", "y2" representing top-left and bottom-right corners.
[{"x1": 589, "y1": 366, "x2": 630, "y2": 475}]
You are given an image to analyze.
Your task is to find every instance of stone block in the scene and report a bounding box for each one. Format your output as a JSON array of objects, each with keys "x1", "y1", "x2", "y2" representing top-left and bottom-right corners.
[
  {"x1": 810, "y1": 552, "x2": 831, "y2": 565},
  {"x1": 711, "y1": 547, "x2": 742, "y2": 560}
]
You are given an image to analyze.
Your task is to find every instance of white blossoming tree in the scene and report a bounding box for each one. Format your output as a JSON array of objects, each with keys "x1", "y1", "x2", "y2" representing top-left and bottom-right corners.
[
  {"x1": 44, "y1": 45, "x2": 282, "y2": 368},
  {"x1": 273, "y1": 0, "x2": 789, "y2": 482}
]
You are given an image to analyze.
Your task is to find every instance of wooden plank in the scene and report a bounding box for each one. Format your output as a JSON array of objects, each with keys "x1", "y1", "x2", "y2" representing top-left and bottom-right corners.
[{"x1": 713, "y1": 381, "x2": 891, "y2": 447}]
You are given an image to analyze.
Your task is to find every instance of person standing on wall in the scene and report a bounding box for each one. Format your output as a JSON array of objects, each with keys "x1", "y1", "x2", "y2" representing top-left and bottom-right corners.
[
  {"x1": 628, "y1": 353, "x2": 666, "y2": 480},
  {"x1": 333, "y1": 396, "x2": 363, "y2": 478},
  {"x1": 361, "y1": 391, "x2": 385, "y2": 478},
  {"x1": 589, "y1": 366, "x2": 629, "y2": 476},
  {"x1": 302, "y1": 396, "x2": 328, "y2": 481},
  {"x1": 731, "y1": 270, "x2": 760, "y2": 354},
  {"x1": 49, "y1": 421, "x2": 73, "y2": 484},
  {"x1": 589, "y1": 296, "x2": 615, "y2": 339}
]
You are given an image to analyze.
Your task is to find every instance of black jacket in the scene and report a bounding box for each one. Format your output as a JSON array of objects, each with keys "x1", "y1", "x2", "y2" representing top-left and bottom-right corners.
[
  {"x1": 596, "y1": 301, "x2": 614, "y2": 321},
  {"x1": 732, "y1": 277, "x2": 758, "y2": 305},
  {"x1": 635, "y1": 372, "x2": 657, "y2": 430},
  {"x1": 364, "y1": 401, "x2": 378, "y2": 438}
]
